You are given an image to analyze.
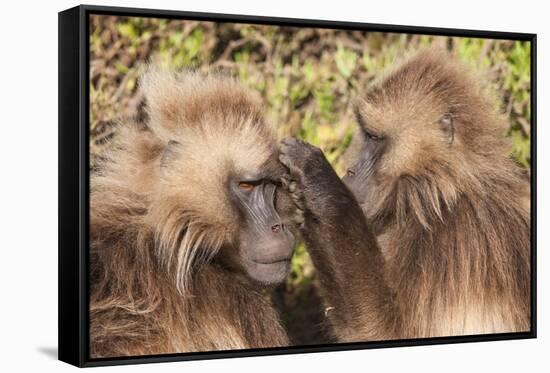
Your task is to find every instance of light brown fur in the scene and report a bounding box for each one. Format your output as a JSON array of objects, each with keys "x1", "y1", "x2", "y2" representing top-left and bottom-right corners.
[
  {"x1": 89, "y1": 69, "x2": 288, "y2": 358},
  {"x1": 278, "y1": 49, "x2": 531, "y2": 344},
  {"x1": 350, "y1": 49, "x2": 531, "y2": 338}
]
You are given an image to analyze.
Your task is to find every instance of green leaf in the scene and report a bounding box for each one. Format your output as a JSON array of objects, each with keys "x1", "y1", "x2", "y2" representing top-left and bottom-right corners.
[{"x1": 335, "y1": 46, "x2": 357, "y2": 79}]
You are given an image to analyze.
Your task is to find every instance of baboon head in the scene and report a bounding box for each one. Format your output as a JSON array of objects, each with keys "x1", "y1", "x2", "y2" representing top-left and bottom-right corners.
[
  {"x1": 141, "y1": 69, "x2": 296, "y2": 292},
  {"x1": 343, "y1": 49, "x2": 511, "y2": 229}
]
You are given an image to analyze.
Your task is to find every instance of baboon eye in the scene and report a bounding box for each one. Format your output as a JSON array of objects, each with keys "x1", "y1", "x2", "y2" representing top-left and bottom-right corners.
[
  {"x1": 364, "y1": 130, "x2": 382, "y2": 141},
  {"x1": 238, "y1": 182, "x2": 256, "y2": 192}
]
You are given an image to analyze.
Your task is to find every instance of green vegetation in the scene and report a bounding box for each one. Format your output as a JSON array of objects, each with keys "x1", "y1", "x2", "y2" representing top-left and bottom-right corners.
[{"x1": 90, "y1": 15, "x2": 532, "y2": 343}]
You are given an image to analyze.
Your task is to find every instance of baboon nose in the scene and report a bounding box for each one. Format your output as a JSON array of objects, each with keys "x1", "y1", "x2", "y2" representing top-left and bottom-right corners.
[{"x1": 271, "y1": 224, "x2": 281, "y2": 233}]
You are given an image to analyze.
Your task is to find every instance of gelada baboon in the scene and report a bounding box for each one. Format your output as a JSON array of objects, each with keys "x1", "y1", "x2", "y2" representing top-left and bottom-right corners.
[
  {"x1": 279, "y1": 49, "x2": 530, "y2": 341},
  {"x1": 90, "y1": 69, "x2": 296, "y2": 357}
]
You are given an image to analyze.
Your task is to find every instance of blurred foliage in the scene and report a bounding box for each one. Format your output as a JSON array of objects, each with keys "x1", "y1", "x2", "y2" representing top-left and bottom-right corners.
[{"x1": 90, "y1": 15, "x2": 532, "y2": 344}]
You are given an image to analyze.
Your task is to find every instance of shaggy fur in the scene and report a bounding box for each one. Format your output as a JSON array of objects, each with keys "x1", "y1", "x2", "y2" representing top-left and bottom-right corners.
[
  {"x1": 280, "y1": 49, "x2": 531, "y2": 341},
  {"x1": 90, "y1": 69, "x2": 289, "y2": 358},
  {"x1": 355, "y1": 50, "x2": 531, "y2": 337}
]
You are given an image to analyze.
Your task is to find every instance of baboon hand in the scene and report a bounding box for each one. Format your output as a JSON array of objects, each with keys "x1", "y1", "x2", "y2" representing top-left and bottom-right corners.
[
  {"x1": 279, "y1": 137, "x2": 330, "y2": 226},
  {"x1": 279, "y1": 137, "x2": 327, "y2": 177}
]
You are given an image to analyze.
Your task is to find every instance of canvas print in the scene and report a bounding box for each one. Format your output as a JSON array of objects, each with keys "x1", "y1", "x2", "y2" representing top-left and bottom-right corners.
[{"x1": 88, "y1": 14, "x2": 532, "y2": 359}]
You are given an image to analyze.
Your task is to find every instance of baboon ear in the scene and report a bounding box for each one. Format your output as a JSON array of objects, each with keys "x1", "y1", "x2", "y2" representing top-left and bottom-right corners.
[
  {"x1": 160, "y1": 140, "x2": 183, "y2": 169},
  {"x1": 439, "y1": 113, "x2": 454, "y2": 146},
  {"x1": 140, "y1": 67, "x2": 183, "y2": 139}
]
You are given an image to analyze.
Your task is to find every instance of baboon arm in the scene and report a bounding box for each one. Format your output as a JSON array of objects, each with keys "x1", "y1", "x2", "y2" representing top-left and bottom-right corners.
[{"x1": 279, "y1": 138, "x2": 399, "y2": 341}]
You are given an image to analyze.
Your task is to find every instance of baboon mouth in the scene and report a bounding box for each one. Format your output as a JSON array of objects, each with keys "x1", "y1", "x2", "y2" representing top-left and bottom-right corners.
[{"x1": 253, "y1": 258, "x2": 292, "y2": 265}]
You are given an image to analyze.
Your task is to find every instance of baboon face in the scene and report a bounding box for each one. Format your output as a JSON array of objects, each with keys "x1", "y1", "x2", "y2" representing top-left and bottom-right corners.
[
  {"x1": 342, "y1": 51, "x2": 496, "y2": 218},
  {"x1": 343, "y1": 93, "x2": 454, "y2": 205},
  {"x1": 160, "y1": 136, "x2": 296, "y2": 286},
  {"x1": 225, "y1": 157, "x2": 296, "y2": 285},
  {"x1": 143, "y1": 69, "x2": 296, "y2": 287}
]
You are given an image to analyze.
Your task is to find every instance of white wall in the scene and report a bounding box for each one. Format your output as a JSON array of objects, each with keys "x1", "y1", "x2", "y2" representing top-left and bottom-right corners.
[{"x1": 0, "y1": 0, "x2": 547, "y2": 371}]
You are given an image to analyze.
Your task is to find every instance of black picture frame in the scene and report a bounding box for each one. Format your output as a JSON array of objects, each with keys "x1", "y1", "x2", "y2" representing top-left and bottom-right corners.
[{"x1": 58, "y1": 4, "x2": 537, "y2": 368}]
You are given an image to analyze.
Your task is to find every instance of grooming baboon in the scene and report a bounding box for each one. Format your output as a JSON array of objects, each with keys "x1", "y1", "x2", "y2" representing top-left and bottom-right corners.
[
  {"x1": 90, "y1": 69, "x2": 297, "y2": 357},
  {"x1": 279, "y1": 49, "x2": 531, "y2": 341}
]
